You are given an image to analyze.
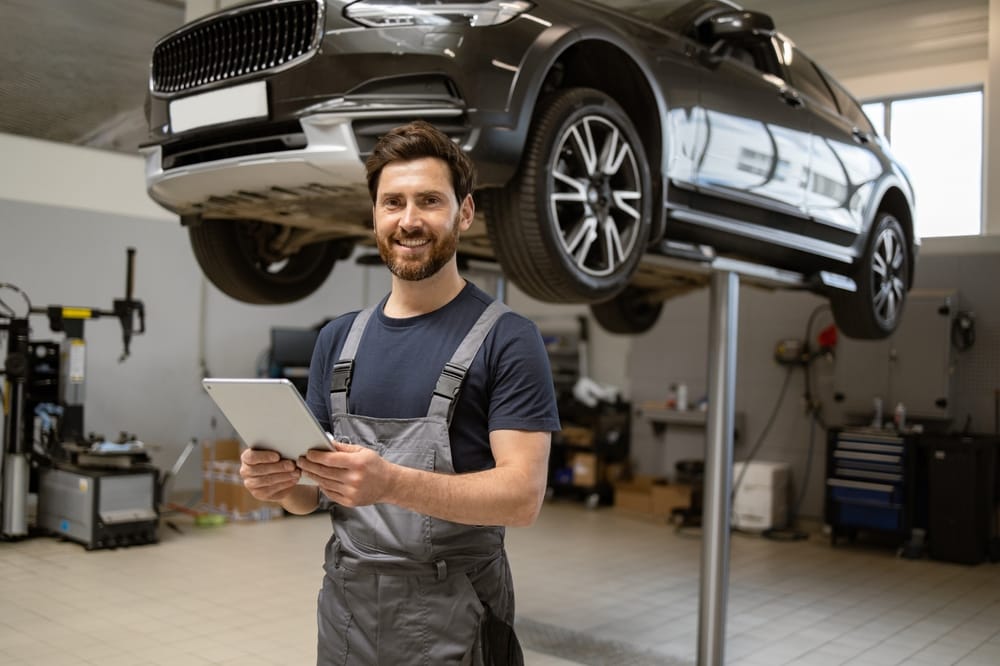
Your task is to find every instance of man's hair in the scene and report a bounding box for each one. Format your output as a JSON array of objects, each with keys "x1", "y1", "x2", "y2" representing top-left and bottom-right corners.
[{"x1": 365, "y1": 120, "x2": 476, "y2": 204}]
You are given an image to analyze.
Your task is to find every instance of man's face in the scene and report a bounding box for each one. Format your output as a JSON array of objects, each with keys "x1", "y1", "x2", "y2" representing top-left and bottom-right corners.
[{"x1": 373, "y1": 157, "x2": 472, "y2": 282}]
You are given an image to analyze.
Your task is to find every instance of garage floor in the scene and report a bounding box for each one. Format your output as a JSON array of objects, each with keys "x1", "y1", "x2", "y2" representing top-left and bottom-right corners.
[{"x1": 1, "y1": 501, "x2": 998, "y2": 665}]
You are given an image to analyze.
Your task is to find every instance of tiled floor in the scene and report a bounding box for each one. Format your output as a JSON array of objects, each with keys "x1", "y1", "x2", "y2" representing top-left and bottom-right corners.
[{"x1": 1, "y1": 501, "x2": 998, "y2": 665}]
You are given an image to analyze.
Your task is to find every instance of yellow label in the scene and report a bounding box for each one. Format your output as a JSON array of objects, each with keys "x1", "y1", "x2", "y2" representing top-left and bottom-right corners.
[
  {"x1": 79, "y1": 479, "x2": 89, "y2": 493},
  {"x1": 62, "y1": 307, "x2": 92, "y2": 319}
]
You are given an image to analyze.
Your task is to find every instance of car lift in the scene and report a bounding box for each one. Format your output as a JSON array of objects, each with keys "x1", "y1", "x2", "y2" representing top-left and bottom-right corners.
[
  {"x1": 477, "y1": 244, "x2": 828, "y2": 666},
  {"x1": 643, "y1": 250, "x2": 823, "y2": 666}
]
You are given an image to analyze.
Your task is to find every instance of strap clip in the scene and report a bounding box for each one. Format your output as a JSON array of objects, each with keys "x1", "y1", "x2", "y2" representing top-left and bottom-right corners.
[{"x1": 330, "y1": 359, "x2": 354, "y2": 394}]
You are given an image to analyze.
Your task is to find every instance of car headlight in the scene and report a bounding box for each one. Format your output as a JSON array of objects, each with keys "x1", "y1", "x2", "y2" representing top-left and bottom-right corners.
[{"x1": 344, "y1": 1, "x2": 535, "y2": 28}]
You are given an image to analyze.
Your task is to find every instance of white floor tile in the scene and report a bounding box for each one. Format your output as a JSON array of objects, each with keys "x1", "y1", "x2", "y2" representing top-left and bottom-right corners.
[{"x1": 0, "y1": 501, "x2": 997, "y2": 666}]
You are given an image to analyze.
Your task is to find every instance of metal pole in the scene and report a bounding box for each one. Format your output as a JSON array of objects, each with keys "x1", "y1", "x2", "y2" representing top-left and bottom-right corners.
[{"x1": 697, "y1": 270, "x2": 739, "y2": 666}]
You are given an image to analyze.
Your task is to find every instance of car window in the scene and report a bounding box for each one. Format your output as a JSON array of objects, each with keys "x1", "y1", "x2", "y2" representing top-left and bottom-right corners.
[
  {"x1": 825, "y1": 73, "x2": 877, "y2": 134},
  {"x1": 782, "y1": 44, "x2": 839, "y2": 113}
]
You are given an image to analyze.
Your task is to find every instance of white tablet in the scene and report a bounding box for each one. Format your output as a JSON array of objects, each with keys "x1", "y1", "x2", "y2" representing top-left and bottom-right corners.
[{"x1": 202, "y1": 377, "x2": 333, "y2": 484}]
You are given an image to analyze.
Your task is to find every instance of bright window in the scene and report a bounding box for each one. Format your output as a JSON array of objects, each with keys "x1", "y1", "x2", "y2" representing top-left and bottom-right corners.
[{"x1": 862, "y1": 90, "x2": 983, "y2": 238}]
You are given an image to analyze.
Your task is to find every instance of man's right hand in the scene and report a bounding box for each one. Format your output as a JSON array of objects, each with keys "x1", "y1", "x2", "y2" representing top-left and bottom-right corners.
[{"x1": 239, "y1": 448, "x2": 301, "y2": 501}]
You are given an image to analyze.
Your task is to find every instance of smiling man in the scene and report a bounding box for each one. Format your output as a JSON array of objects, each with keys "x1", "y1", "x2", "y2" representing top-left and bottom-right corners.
[{"x1": 239, "y1": 121, "x2": 560, "y2": 665}]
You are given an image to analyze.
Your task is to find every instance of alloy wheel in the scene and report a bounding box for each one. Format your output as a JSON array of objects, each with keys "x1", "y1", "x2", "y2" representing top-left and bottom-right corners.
[
  {"x1": 548, "y1": 115, "x2": 643, "y2": 278},
  {"x1": 870, "y1": 224, "x2": 907, "y2": 328}
]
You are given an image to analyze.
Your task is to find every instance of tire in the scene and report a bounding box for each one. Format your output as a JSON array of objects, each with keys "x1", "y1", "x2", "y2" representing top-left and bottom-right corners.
[
  {"x1": 830, "y1": 212, "x2": 909, "y2": 339},
  {"x1": 590, "y1": 286, "x2": 664, "y2": 335},
  {"x1": 189, "y1": 219, "x2": 352, "y2": 304},
  {"x1": 484, "y1": 87, "x2": 653, "y2": 303}
]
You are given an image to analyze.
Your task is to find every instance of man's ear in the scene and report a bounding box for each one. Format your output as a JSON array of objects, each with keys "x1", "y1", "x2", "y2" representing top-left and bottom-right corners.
[{"x1": 459, "y1": 194, "x2": 475, "y2": 231}]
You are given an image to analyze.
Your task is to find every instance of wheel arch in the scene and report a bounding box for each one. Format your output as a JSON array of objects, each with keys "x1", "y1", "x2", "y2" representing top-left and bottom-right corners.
[
  {"x1": 495, "y1": 30, "x2": 669, "y2": 242},
  {"x1": 876, "y1": 185, "x2": 916, "y2": 289},
  {"x1": 543, "y1": 38, "x2": 667, "y2": 243}
]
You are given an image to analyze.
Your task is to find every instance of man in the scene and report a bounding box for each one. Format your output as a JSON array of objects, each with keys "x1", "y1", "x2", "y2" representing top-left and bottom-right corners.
[{"x1": 239, "y1": 120, "x2": 560, "y2": 665}]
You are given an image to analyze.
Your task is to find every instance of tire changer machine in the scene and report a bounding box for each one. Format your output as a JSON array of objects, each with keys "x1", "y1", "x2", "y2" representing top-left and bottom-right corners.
[{"x1": 1, "y1": 248, "x2": 157, "y2": 550}]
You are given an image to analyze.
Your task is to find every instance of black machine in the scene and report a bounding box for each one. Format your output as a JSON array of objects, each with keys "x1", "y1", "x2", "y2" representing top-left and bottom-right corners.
[
  {"x1": 268, "y1": 326, "x2": 319, "y2": 396},
  {"x1": 1, "y1": 248, "x2": 150, "y2": 546}
]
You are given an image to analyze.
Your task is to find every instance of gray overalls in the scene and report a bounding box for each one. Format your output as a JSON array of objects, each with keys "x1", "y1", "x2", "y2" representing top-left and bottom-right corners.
[{"x1": 317, "y1": 300, "x2": 521, "y2": 665}]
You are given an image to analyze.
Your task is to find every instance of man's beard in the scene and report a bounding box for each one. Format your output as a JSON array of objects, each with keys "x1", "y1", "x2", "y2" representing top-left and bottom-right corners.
[{"x1": 376, "y1": 214, "x2": 461, "y2": 281}]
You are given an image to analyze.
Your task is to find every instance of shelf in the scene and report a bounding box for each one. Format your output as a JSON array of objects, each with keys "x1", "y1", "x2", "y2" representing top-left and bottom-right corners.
[{"x1": 637, "y1": 401, "x2": 745, "y2": 441}]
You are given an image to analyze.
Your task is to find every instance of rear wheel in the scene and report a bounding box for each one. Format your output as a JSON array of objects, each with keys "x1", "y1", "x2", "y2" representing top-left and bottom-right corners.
[
  {"x1": 831, "y1": 212, "x2": 909, "y2": 339},
  {"x1": 189, "y1": 219, "x2": 353, "y2": 304},
  {"x1": 590, "y1": 286, "x2": 663, "y2": 335},
  {"x1": 484, "y1": 87, "x2": 652, "y2": 303}
]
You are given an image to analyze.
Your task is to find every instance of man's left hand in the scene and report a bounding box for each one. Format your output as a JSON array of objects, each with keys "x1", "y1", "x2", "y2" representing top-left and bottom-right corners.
[{"x1": 300, "y1": 442, "x2": 396, "y2": 507}]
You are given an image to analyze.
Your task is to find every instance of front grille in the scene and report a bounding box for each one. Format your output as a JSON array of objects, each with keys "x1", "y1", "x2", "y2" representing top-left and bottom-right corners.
[{"x1": 152, "y1": 0, "x2": 321, "y2": 94}]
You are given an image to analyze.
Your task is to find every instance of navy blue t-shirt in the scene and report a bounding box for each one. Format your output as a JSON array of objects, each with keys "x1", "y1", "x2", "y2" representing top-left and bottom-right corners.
[{"x1": 305, "y1": 282, "x2": 561, "y2": 473}]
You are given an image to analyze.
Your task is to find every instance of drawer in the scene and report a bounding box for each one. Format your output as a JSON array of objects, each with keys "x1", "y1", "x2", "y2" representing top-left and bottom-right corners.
[
  {"x1": 834, "y1": 502, "x2": 903, "y2": 531},
  {"x1": 827, "y1": 478, "x2": 902, "y2": 506}
]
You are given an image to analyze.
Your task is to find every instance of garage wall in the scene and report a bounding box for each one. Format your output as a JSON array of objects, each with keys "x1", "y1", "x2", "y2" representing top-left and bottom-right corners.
[
  {"x1": 627, "y1": 242, "x2": 1000, "y2": 521},
  {"x1": 0, "y1": 196, "x2": 380, "y2": 494}
]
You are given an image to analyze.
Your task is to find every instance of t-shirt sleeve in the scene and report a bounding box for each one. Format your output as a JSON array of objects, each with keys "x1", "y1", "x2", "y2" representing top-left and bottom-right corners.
[{"x1": 486, "y1": 316, "x2": 561, "y2": 434}]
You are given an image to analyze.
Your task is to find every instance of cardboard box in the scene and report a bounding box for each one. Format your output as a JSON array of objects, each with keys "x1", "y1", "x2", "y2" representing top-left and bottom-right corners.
[
  {"x1": 560, "y1": 426, "x2": 595, "y2": 448},
  {"x1": 614, "y1": 475, "x2": 692, "y2": 519},
  {"x1": 569, "y1": 452, "x2": 598, "y2": 487},
  {"x1": 613, "y1": 475, "x2": 656, "y2": 514},
  {"x1": 651, "y1": 482, "x2": 692, "y2": 517},
  {"x1": 201, "y1": 439, "x2": 271, "y2": 517}
]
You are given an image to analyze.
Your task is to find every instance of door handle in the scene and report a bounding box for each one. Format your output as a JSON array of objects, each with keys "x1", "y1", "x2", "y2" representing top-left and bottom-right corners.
[{"x1": 780, "y1": 88, "x2": 804, "y2": 108}]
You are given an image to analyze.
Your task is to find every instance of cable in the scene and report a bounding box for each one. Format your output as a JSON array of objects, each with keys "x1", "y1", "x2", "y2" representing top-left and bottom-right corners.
[
  {"x1": 754, "y1": 304, "x2": 832, "y2": 543},
  {"x1": 732, "y1": 365, "x2": 795, "y2": 499},
  {"x1": 0, "y1": 283, "x2": 33, "y2": 317}
]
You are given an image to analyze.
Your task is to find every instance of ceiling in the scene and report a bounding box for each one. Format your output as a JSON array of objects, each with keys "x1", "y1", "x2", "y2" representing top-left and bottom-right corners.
[
  {"x1": 0, "y1": 0, "x2": 986, "y2": 156},
  {"x1": 0, "y1": 0, "x2": 184, "y2": 154}
]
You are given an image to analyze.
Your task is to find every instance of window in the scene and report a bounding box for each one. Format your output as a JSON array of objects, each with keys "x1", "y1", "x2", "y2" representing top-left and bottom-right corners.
[
  {"x1": 862, "y1": 90, "x2": 983, "y2": 238},
  {"x1": 785, "y1": 46, "x2": 838, "y2": 113}
]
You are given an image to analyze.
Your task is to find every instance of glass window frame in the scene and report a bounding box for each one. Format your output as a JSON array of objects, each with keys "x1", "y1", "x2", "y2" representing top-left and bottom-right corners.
[{"x1": 862, "y1": 87, "x2": 985, "y2": 238}]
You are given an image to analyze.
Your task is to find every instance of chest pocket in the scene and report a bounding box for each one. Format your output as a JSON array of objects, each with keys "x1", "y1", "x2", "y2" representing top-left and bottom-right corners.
[{"x1": 332, "y1": 416, "x2": 444, "y2": 560}]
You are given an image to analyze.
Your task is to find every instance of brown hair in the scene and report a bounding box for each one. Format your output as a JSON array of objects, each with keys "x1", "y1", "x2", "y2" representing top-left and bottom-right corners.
[{"x1": 365, "y1": 120, "x2": 476, "y2": 203}]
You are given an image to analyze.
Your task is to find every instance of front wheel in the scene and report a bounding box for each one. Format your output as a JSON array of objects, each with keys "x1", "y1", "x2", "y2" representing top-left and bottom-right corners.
[
  {"x1": 189, "y1": 219, "x2": 353, "y2": 304},
  {"x1": 485, "y1": 87, "x2": 653, "y2": 303},
  {"x1": 830, "y1": 212, "x2": 909, "y2": 339}
]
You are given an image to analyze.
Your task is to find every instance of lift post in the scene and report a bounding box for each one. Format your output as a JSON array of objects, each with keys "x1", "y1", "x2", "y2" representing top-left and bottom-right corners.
[{"x1": 698, "y1": 270, "x2": 739, "y2": 666}]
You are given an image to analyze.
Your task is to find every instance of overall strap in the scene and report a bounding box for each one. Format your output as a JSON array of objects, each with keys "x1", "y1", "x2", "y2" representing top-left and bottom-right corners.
[
  {"x1": 329, "y1": 307, "x2": 377, "y2": 415},
  {"x1": 428, "y1": 300, "x2": 511, "y2": 424}
]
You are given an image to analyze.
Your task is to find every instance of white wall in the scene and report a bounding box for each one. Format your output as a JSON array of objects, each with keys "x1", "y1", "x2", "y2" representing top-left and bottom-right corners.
[{"x1": 0, "y1": 141, "x2": 380, "y2": 493}]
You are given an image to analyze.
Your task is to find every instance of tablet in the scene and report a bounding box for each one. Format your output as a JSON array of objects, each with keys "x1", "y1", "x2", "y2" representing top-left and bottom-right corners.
[{"x1": 202, "y1": 377, "x2": 333, "y2": 485}]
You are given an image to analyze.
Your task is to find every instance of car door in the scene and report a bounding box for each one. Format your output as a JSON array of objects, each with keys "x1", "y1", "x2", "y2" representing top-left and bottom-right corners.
[
  {"x1": 782, "y1": 45, "x2": 878, "y2": 237},
  {"x1": 694, "y1": 33, "x2": 812, "y2": 218}
]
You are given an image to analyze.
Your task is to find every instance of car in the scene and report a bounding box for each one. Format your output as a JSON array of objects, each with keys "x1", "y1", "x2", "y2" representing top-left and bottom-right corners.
[{"x1": 141, "y1": 0, "x2": 916, "y2": 339}]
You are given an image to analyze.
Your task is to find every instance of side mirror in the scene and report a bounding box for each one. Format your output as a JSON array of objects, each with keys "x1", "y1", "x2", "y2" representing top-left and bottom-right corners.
[{"x1": 707, "y1": 10, "x2": 775, "y2": 43}]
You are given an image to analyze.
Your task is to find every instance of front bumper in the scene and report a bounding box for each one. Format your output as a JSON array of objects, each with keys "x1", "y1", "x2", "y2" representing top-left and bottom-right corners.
[{"x1": 142, "y1": 102, "x2": 465, "y2": 227}]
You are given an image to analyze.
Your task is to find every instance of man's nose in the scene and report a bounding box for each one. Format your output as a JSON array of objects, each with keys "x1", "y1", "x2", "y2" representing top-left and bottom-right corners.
[{"x1": 398, "y1": 202, "x2": 421, "y2": 230}]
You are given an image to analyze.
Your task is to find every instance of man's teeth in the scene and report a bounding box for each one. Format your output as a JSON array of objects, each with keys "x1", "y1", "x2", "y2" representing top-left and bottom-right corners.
[{"x1": 398, "y1": 239, "x2": 430, "y2": 247}]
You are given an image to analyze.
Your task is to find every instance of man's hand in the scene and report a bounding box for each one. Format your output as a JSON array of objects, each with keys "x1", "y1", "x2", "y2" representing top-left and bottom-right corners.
[
  {"x1": 299, "y1": 442, "x2": 397, "y2": 507},
  {"x1": 239, "y1": 448, "x2": 301, "y2": 501}
]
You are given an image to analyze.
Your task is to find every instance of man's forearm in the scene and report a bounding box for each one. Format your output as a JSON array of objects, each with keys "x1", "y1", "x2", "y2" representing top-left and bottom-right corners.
[
  {"x1": 385, "y1": 464, "x2": 545, "y2": 527},
  {"x1": 280, "y1": 484, "x2": 321, "y2": 515}
]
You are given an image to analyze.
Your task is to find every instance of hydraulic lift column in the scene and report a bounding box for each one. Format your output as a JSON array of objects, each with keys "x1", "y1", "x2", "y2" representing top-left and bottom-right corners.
[{"x1": 698, "y1": 270, "x2": 739, "y2": 666}]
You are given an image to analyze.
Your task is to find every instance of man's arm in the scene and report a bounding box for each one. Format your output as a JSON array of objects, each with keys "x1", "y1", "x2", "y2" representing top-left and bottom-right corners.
[{"x1": 299, "y1": 429, "x2": 550, "y2": 527}]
